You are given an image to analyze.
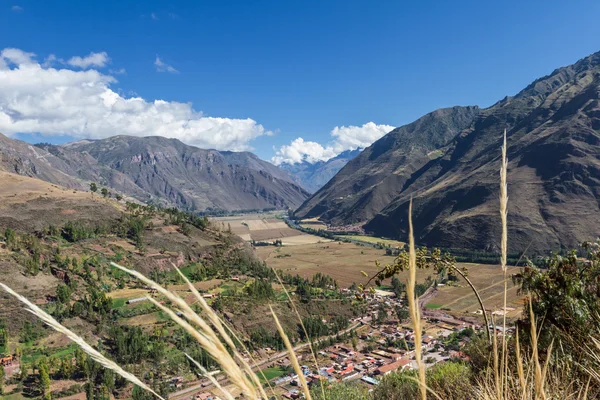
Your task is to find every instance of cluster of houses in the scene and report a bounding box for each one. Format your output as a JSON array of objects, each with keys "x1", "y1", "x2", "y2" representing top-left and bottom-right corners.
[
  {"x1": 189, "y1": 284, "x2": 487, "y2": 399},
  {"x1": 273, "y1": 290, "x2": 482, "y2": 396},
  {"x1": 193, "y1": 392, "x2": 222, "y2": 400}
]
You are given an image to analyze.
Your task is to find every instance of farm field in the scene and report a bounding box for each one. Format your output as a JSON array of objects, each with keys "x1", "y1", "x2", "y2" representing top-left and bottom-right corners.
[
  {"x1": 299, "y1": 217, "x2": 328, "y2": 230},
  {"x1": 255, "y1": 241, "x2": 431, "y2": 288},
  {"x1": 214, "y1": 213, "x2": 330, "y2": 245},
  {"x1": 427, "y1": 263, "x2": 524, "y2": 318},
  {"x1": 340, "y1": 234, "x2": 405, "y2": 248},
  {"x1": 256, "y1": 241, "x2": 523, "y2": 317}
]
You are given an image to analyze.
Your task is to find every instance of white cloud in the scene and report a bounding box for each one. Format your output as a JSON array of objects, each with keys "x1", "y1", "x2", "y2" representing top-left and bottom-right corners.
[
  {"x1": 0, "y1": 48, "x2": 272, "y2": 151},
  {"x1": 1, "y1": 48, "x2": 35, "y2": 66},
  {"x1": 154, "y1": 56, "x2": 178, "y2": 73},
  {"x1": 271, "y1": 122, "x2": 394, "y2": 165},
  {"x1": 151, "y1": 12, "x2": 158, "y2": 20},
  {"x1": 67, "y1": 52, "x2": 110, "y2": 69},
  {"x1": 109, "y1": 67, "x2": 126, "y2": 75},
  {"x1": 11, "y1": 5, "x2": 23, "y2": 12},
  {"x1": 271, "y1": 138, "x2": 337, "y2": 165},
  {"x1": 42, "y1": 54, "x2": 57, "y2": 68}
]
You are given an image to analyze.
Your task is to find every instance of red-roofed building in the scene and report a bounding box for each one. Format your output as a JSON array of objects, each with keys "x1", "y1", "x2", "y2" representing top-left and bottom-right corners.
[
  {"x1": 376, "y1": 359, "x2": 411, "y2": 376},
  {"x1": 339, "y1": 364, "x2": 354, "y2": 376}
]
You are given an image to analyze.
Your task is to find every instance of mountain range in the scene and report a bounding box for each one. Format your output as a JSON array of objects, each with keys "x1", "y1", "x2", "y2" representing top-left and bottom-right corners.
[
  {"x1": 296, "y1": 51, "x2": 600, "y2": 254},
  {"x1": 0, "y1": 134, "x2": 310, "y2": 211},
  {"x1": 278, "y1": 149, "x2": 361, "y2": 193}
]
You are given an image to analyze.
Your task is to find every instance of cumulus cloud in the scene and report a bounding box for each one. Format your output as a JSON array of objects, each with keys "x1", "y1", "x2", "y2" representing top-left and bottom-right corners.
[
  {"x1": 271, "y1": 122, "x2": 394, "y2": 165},
  {"x1": 271, "y1": 138, "x2": 338, "y2": 165},
  {"x1": 67, "y1": 51, "x2": 110, "y2": 69},
  {"x1": 154, "y1": 56, "x2": 178, "y2": 73},
  {"x1": 1, "y1": 48, "x2": 35, "y2": 65},
  {"x1": 0, "y1": 48, "x2": 271, "y2": 151}
]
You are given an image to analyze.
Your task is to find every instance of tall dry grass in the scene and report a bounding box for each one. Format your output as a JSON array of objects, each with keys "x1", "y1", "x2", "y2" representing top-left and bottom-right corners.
[{"x1": 406, "y1": 199, "x2": 427, "y2": 400}]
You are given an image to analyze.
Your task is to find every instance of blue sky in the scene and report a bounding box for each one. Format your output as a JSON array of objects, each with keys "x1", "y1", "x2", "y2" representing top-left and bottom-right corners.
[{"x1": 1, "y1": 0, "x2": 599, "y2": 163}]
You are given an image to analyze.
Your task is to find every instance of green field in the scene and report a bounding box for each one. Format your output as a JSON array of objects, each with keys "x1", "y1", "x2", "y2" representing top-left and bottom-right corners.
[
  {"x1": 258, "y1": 366, "x2": 289, "y2": 382},
  {"x1": 340, "y1": 235, "x2": 404, "y2": 248},
  {"x1": 21, "y1": 343, "x2": 78, "y2": 363},
  {"x1": 111, "y1": 297, "x2": 127, "y2": 309}
]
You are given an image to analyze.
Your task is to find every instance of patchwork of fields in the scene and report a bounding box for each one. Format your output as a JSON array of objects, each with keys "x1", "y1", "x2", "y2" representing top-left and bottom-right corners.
[
  {"x1": 222, "y1": 213, "x2": 525, "y2": 319},
  {"x1": 255, "y1": 241, "x2": 420, "y2": 288},
  {"x1": 213, "y1": 213, "x2": 331, "y2": 245}
]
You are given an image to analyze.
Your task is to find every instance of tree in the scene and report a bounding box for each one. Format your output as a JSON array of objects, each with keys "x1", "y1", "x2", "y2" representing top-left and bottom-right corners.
[
  {"x1": 395, "y1": 306, "x2": 409, "y2": 322},
  {"x1": 4, "y1": 228, "x2": 18, "y2": 251},
  {"x1": 89, "y1": 182, "x2": 98, "y2": 197},
  {"x1": 59, "y1": 357, "x2": 72, "y2": 379},
  {"x1": 513, "y1": 241, "x2": 600, "y2": 356},
  {"x1": 85, "y1": 382, "x2": 94, "y2": 399},
  {"x1": 115, "y1": 193, "x2": 123, "y2": 201},
  {"x1": 56, "y1": 284, "x2": 72, "y2": 304},
  {"x1": 101, "y1": 188, "x2": 109, "y2": 198},
  {"x1": 0, "y1": 320, "x2": 8, "y2": 352},
  {"x1": 103, "y1": 369, "x2": 115, "y2": 394},
  {"x1": 0, "y1": 364, "x2": 5, "y2": 395},
  {"x1": 38, "y1": 358, "x2": 51, "y2": 399},
  {"x1": 391, "y1": 276, "x2": 405, "y2": 297},
  {"x1": 376, "y1": 303, "x2": 387, "y2": 325},
  {"x1": 351, "y1": 335, "x2": 358, "y2": 351},
  {"x1": 132, "y1": 385, "x2": 153, "y2": 400}
]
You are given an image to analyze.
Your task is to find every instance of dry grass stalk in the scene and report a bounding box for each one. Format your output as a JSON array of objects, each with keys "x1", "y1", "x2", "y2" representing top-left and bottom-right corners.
[
  {"x1": 500, "y1": 128, "x2": 510, "y2": 398},
  {"x1": 185, "y1": 353, "x2": 235, "y2": 400},
  {"x1": 407, "y1": 199, "x2": 426, "y2": 400},
  {"x1": 110, "y1": 262, "x2": 258, "y2": 398},
  {"x1": 216, "y1": 313, "x2": 277, "y2": 397},
  {"x1": 271, "y1": 267, "x2": 325, "y2": 399},
  {"x1": 0, "y1": 282, "x2": 165, "y2": 400},
  {"x1": 515, "y1": 329, "x2": 528, "y2": 400},
  {"x1": 146, "y1": 296, "x2": 254, "y2": 397},
  {"x1": 500, "y1": 128, "x2": 509, "y2": 271},
  {"x1": 492, "y1": 315, "x2": 501, "y2": 400},
  {"x1": 528, "y1": 297, "x2": 546, "y2": 400},
  {"x1": 269, "y1": 305, "x2": 312, "y2": 400},
  {"x1": 171, "y1": 264, "x2": 269, "y2": 399}
]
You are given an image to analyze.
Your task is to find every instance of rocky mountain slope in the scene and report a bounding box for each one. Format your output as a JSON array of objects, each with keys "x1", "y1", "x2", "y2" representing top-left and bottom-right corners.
[
  {"x1": 0, "y1": 133, "x2": 86, "y2": 190},
  {"x1": 278, "y1": 149, "x2": 361, "y2": 193},
  {"x1": 0, "y1": 134, "x2": 309, "y2": 211},
  {"x1": 295, "y1": 106, "x2": 481, "y2": 223},
  {"x1": 296, "y1": 51, "x2": 600, "y2": 254}
]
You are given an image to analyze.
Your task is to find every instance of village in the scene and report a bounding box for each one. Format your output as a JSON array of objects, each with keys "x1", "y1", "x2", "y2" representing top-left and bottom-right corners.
[{"x1": 187, "y1": 286, "x2": 503, "y2": 400}]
